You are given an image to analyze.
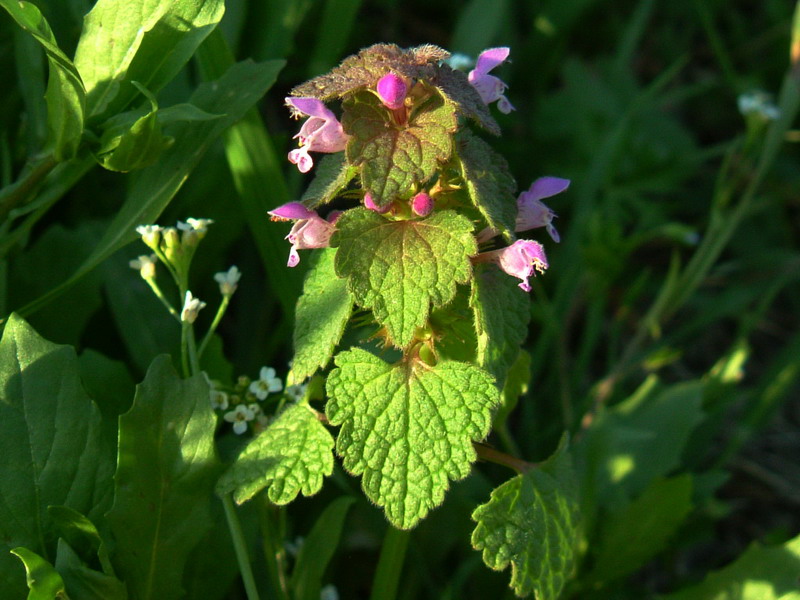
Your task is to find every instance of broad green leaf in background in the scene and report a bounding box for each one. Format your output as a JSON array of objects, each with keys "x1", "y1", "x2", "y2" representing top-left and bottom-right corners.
[
  {"x1": 300, "y1": 153, "x2": 359, "y2": 209},
  {"x1": 450, "y1": 0, "x2": 511, "y2": 58},
  {"x1": 291, "y1": 496, "x2": 356, "y2": 600},
  {"x1": 471, "y1": 263, "x2": 531, "y2": 388},
  {"x1": 54, "y1": 540, "x2": 127, "y2": 600},
  {"x1": 10, "y1": 547, "x2": 67, "y2": 600},
  {"x1": 457, "y1": 130, "x2": 518, "y2": 240},
  {"x1": 588, "y1": 474, "x2": 694, "y2": 585},
  {"x1": 576, "y1": 378, "x2": 705, "y2": 512},
  {"x1": 326, "y1": 348, "x2": 499, "y2": 529},
  {"x1": 47, "y1": 506, "x2": 113, "y2": 576},
  {"x1": 217, "y1": 401, "x2": 335, "y2": 504},
  {"x1": 661, "y1": 533, "x2": 800, "y2": 600},
  {"x1": 21, "y1": 58, "x2": 284, "y2": 317},
  {"x1": 333, "y1": 208, "x2": 476, "y2": 348},
  {"x1": 292, "y1": 248, "x2": 354, "y2": 381},
  {"x1": 0, "y1": 314, "x2": 114, "y2": 598},
  {"x1": 74, "y1": 0, "x2": 225, "y2": 118},
  {"x1": 0, "y1": 0, "x2": 85, "y2": 161},
  {"x1": 472, "y1": 437, "x2": 580, "y2": 600},
  {"x1": 107, "y1": 356, "x2": 220, "y2": 600},
  {"x1": 343, "y1": 91, "x2": 457, "y2": 206}
]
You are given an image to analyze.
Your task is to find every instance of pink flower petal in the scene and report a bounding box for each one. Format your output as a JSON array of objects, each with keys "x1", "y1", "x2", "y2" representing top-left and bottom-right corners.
[
  {"x1": 377, "y1": 73, "x2": 407, "y2": 110},
  {"x1": 474, "y1": 47, "x2": 510, "y2": 76},
  {"x1": 285, "y1": 97, "x2": 336, "y2": 120},
  {"x1": 526, "y1": 177, "x2": 571, "y2": 200},
  {"x1": 269, "y1": 201, "x2": 315, "y2": 221}
]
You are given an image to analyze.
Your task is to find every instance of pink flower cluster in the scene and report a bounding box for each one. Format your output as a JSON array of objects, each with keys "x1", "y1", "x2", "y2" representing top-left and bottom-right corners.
[{"x1": 268, "y1": 202, "x2": 338, "y2": 267}]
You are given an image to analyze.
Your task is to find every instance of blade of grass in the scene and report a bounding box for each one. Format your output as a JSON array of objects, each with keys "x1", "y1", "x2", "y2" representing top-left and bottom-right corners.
[
  {"x1": 195, "y1": 28, "x2": 302, "y2": 316},
  {"x1": 306, "y1": 0, "x2": 364, "y2": 77}
]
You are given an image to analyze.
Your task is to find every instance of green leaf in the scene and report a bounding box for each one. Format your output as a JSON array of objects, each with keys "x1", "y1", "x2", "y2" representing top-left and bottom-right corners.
[
  {"x1": 291, "y1": 43, "x2": 449, "y2": 101},
  {"x1": 589, "y1": 474, "x2": 693, "y2": 584},
  {"x1": 576, "y1": 379, "x2": 705, "y2": 512},
  {"x1": 333, "y1": 208, "x2": 476, "y2": 348},
  {"x1": 54, "y1": 540, "x2": 127, "y2": 600},
  {"x1": 472, "y1": 437, "x2": 580, "y2": 599},
  {"x1": 0, "y1": 314, "x2": 114, "y2": 597},
  {"x1": 458, "y1": 130, "x2": 518, "y2": 240},
  {"x1": 471, "y1": 263, "x2": 531, "y2": 388},
  {"x1": 661, "y1": 533, "x2": 800, "y2": 600},
  {"x1": 432, "y1": 63, "x2": 501, "y2": 136},
  {"x1": 343, "y1": 91, "x2": 457, "y2": 205},
  {"x1": 300, "y1": 153, "x2": 359, "y2": 209},
  {"x1": 96, "y1": 89, "x2": 172, "y2": 172},
  {"x1": 107, "y1": 356, "x2": 220, "y2": 600},
  {"x1": 47, "y1": 506, "x2": 110, "y2": 574},
  {"x1": 292, "y1": 248, "x2": 354, "y2": 381},
  {"x1": 1, "y1": 0, "x2": 85, "y2": 160},
  {"x1": 291, "y1": 496, "x2": 356, "y2": 600},
  {"x1": 74, "y1": 0, "x2": 225, "y2": 118},
  {"x1": 10, "y1": 547, "x2": 67, "y2": 600},
  {"x1": 21, "y1": 59, "x2": 284, "y2": 318},
  {"x1": 326, "y1": 348, "x2": 499, "y2": 529},
  {"x1": 217, "y1": 402, "x2": 334, "y2": 504}
]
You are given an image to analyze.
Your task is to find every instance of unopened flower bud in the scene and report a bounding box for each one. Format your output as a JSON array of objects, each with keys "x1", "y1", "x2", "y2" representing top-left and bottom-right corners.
[
  {"x1": 364, "y1": 192, "x2": 391, "y2": 214},
  {"x1": 411, "y1": 192, "x2": 433, "y2": 217},
  {"x1": 377, "y1": 72, "x2": 407, "y2": 110},
  {"x1": 136, "y1": 224, "x2": 163, "y2": 249},
  {"x1": 129, "y1": 254, "x2": 158, "y2": 280}
]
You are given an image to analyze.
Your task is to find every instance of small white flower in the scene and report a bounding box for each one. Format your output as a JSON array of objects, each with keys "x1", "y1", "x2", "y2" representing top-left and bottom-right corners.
[
  {"x1": 285, "y1": 383, "x2": 307, "y2": 402},
  {"x1": 181, "y1": 290, "x2": 207, "y2": 323},
  {"x1": 224, "y1": 404, "x2": 256, "y2": 434},
  {"x1": 738, "y1": 90, "x2": 781, "y2": 121},
  {"x1": 320, "y1": 584, "x2": 339, "y2": 600},
  {"x1": 249, "y1": 366, "x2": 283, "y2": 400},
  {"x1": 214, "y1": 265, "x2": 241, "y2": 297},
  {"x1": 285, "y1": 536, "x2": 305, "y2": 557},
  {"x1": 446, "y1": 52, "x2": 475, "y2": 71},
  {"x1": 136, "y1": 224, "x2": 163, "y2": 248},
  {"x1": 129, "y1": 254, "x2": 158, "y2": 279},
  {"x1": 211, "y1": 389, "x2": 229, "y2": 411}
]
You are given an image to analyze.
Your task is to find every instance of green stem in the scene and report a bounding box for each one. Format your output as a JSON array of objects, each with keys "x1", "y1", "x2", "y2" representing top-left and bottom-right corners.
[
  {"x1": 0, "y1": 153, "x2": 58, "y2": 222},
  {"x1": 222, "y1": 494, "x2": 261, "y2": 600},
  {"x1": 474, "y1": 442, "x2": 535, "y2": 474},
  {"x1": 198, "y1": 295, "x2": 230, "y2": 357},
  {"x1": 257, "y1": 500, "x2": 290, "y2": 600},
  {"x1": 370, "y1": 526, "x2": 410, "y2": 600},
  {"x1": 143, "y1": 277, "x2": 180, "y2": 321}
]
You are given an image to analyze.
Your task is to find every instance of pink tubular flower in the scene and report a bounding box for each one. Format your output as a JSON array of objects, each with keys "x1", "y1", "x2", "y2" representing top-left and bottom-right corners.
[
  {"x1": 268, "y1": 202, "x2": 336, "y2": 267},
  {"x1": 377, "y1": 73, "x2": 407, "y2": 110},
  {"x1": 516, "y1": 177, "x2": 570, "y2": 243},
  {"x1": 411, "y1": 192, "x2": 433, "y2": 217},
  {"x1": 468, "y1": 47, "x2": 515, "y2": 114},
  {"x1": 286, "y1": 97, "x2": 349, "y2": 173},
  {"x1": 475, "y1": 239, "x2": 548, "y2": 292}
]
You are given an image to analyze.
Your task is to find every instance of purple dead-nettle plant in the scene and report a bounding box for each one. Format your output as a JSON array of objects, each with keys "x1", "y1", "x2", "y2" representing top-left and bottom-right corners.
[{"x1": 223, "y1": 42, "x2": 573, "y2": 596}]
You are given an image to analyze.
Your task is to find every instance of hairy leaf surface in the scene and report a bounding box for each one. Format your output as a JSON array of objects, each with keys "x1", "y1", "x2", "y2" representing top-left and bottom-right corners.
[
  {"x1": 333, "y1": 208, "x2": 476, "y2": 348},
  {"x1": 326, "y1": 348, "x2": 499, "y2": 529},
  {"x1": 293, "y1": 248, "x2": 354, "y2": 380},
  {"x1": 217, "y1": 402, "x2": 334, "y2": 504},
  {"x1": 343, "y1": 91, "x2": 457, "y2": 205},
  {"x1": 471, "y1": 263, "x2": 530, "y2": 388},
  {"x1": 472, "y1": 437, "x2": 580, "y2": 599},
  {"x1": 458, "y1": 130, "x2": 518, "y2": 239},
  {"x1": 300, "y1": 153, "x2": 359, "y2": 209}
]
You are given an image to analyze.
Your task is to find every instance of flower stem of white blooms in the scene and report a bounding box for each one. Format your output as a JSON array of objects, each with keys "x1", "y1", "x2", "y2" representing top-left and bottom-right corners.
[
  {"x1": 197, "y1": 295, "x2": 230, "y2": 358},
  {"x1": 180, "y1": 321, "x2": 201, "y2": 378},
  {"x1": 143, "y1": 277, "x2": 180, "y2": 321},
  {"x1": 222, "y1": 494, "x2": 261, "y2": 600}
]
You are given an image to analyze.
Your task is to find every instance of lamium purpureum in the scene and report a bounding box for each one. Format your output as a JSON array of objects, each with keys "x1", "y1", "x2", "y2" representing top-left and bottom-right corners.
[{"x1": 225, "y1": 42, "x2": 574, "y2": 596}]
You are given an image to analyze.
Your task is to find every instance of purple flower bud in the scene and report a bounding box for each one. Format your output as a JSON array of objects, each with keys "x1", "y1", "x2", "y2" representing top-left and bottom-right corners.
[
  {"x1": 468, "y1": 47, "x2": 515, "y2": 114},
  {"x1": 516, "y1": 177, "x2": 570, "y2": 243},
  {"x1": 364, "y1": 192, "x2": 391, "y2": 214},
  {"x1": 285, "y1": 97, "x2": 349, "y2": 173},
  {"x1": 269, "y1": 202, "x2": 336, "y2": 267},
  {"x1": 411, "y1": 192, "x2": 433, "y2": 217},
  {"x1": 377, "y1": 72, "x2": 408, "y2": 110},
  {"x1": 474, "y1": 239, "x2": 548, "y2": 292}
]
